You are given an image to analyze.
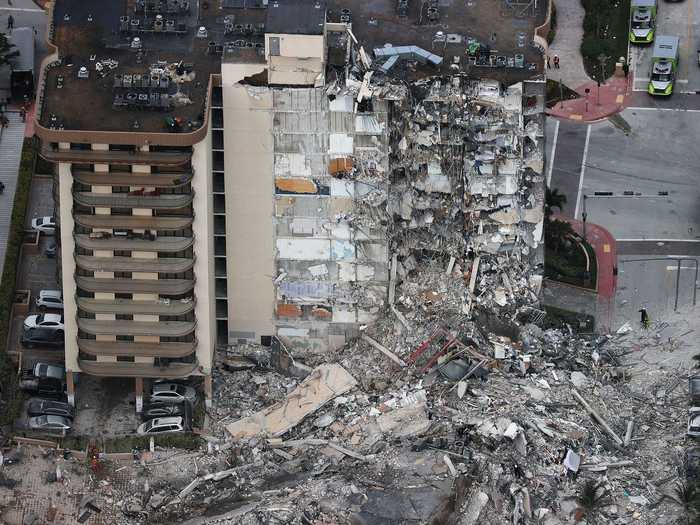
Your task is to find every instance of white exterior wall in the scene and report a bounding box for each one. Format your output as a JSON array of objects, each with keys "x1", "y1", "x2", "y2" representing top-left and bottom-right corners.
[
  {"x1": 58, "y1": 162, "x2": 79, "y2": 372},
  {"x1": 191, "y1": 126, "x2": 217, "y2": 373},
  {"x1": 265, "y1": 33, "x2": 325, "y2": 86}
]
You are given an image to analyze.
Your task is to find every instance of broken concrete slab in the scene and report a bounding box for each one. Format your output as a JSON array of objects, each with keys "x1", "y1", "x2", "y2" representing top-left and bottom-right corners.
[
  {"x1": 226, "y1": 364, "x2": 357, "y2": 439},
  {"x1": 377, "y1": 405, "x2": 431, "y2": 438}
]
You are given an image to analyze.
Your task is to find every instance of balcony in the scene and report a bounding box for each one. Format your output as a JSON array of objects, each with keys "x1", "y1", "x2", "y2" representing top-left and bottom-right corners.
[
  {"x1": 74, "y1": 215, "x2": 193, "y2": 231},
  {"x1": 78, "y1": 339, "x2": 196, "y2": 358},
  {"x1": 78, "y1": 318, "x2": 196, "y2": 337},
  {"x1": 78, "y1": 359, "x2": 199, "y2": 378},
  {"x1": 76, "y1": 255, "x2": 195, "y2": 273},
  {"x1": 77, "y1": 297, "x2": 195, "y2": 316},
  {"x1": 72, "y1": 171, "x2": 193, "y2": 188},
  {"x1": 73, "y1": 191, "x2": 194, "y2": 210},
  {"x1": 40, "y1": 146, "x2": 191, "y2": 165},
  {"x1": 75, "y1": 234, "x2": 194, "y2": 252},
  {"x1": 76, "y1": 276, "x2": 195, "y2": 295}
]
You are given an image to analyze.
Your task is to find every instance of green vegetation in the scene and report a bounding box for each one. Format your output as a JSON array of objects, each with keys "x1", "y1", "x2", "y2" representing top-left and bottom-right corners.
[
  {"x1": 580, "y1": 0, "x2": 631, "y2": 81},
  {"x1": 544, "y1": 188, "x2": 597, "y2": 289},
  {"x1": 61, "y1": 433, "x2": 204, "y2": 453},
  {"x1": 545, "y1": 79, "x2": 580, "y2": 108},
  {"x1": 0, "y1": 139, "x2": 35, "y2": 426},
  {"x1": 0, "y1": 33, "x2": 19, "y2": 68},
  {"x1": 546, "y1": 3, "x2": 557, "y2": 45}
]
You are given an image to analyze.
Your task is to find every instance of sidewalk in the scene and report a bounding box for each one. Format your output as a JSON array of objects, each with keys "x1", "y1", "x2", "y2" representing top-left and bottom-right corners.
[
  {"x1": 0, "y1": 112, "x2": 27, "y2": 279},
  {"x1": 546, "y1": 0, "x2": 590, "y2": 89},
  {"x1": 546, "y1": 75, "x2": 632, "y2": 122},
  {"x1": 559, "y1": 216, "x2": 618, "y2": 333}
]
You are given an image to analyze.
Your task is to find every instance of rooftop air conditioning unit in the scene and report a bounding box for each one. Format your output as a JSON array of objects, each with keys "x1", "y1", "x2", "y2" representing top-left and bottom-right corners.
[{"x1": 78, "y1": 66, "x2": 89, "y2": 79}]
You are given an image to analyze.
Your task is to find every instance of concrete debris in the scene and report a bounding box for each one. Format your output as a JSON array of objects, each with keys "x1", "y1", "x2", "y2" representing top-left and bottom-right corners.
[{"x1": 226, "y1": 364, "x2": 357, "y2": 439}]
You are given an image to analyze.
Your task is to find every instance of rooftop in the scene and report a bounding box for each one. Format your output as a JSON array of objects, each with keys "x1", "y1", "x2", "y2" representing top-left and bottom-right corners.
[
  {"x1": 266, "y1": 0, "x2": 326, "y2": 35},
  {"x1": 38, "y1": 0, "x2": 260, "y2": 135}
]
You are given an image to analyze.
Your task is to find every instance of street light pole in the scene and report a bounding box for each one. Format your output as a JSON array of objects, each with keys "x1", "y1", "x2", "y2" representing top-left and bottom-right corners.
[{"x1": 582, "y1": 194, "x2": 587, "y2": 242}]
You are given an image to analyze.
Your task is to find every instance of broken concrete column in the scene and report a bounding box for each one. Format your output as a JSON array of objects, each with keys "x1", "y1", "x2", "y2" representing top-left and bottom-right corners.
[{"x1": 135, "y1": 377, "x2": 143, "y2": 413}]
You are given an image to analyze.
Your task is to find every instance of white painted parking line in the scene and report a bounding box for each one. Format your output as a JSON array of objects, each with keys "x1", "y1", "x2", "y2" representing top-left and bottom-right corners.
[
  {"x1": 665, "y1": 266, "x2": 696, "y2": 271},
  {"x1": 626, "y1": 107, "x2": 700, "y2": 113},
  {"x1": 546, "y1": 119, "x2": 559, "y2": 187},
  {"x1": 617, "y1": 238, "x2": 700, "y2": 242},
  {"x1": 574, "y1": 124, "x2": 591, "y2": 220}
]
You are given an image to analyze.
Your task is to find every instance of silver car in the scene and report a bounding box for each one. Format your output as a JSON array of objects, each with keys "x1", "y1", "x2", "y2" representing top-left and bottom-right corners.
[
  {"x1": 28, "y1": 415, "x2": 72, "y2": 433},
  {"x1": 150, "y1": 383, "x2": 197, "y2": 404},
  {"x1": 35, "y1": 290, "x2": 63, "y2": 310}
]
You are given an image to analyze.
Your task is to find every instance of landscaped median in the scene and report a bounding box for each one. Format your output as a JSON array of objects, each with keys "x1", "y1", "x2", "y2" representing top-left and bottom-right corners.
[
  {"x1": 580, "y1": 0, "x2": 631, "y2": 81},
  {"x1": 545, "y1": 221, "x2": 598, "y2": 290},
  {"x1": 0, "y1": 138, "x2": 37, "y2": 426}
]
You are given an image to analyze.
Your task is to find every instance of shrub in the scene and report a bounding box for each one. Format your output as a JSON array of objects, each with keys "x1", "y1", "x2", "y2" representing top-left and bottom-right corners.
[
  {"x1": 546, "y1": 3, "x2": 557, "y2": 45},
  {"x1": 0, "y1": 139, "x2": 36, "y2": 427}
]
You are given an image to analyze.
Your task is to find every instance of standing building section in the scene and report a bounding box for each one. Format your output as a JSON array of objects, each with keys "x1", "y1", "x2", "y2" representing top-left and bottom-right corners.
[{"x1": 35, "y1": 0, "x2": 219, "y2": 406}]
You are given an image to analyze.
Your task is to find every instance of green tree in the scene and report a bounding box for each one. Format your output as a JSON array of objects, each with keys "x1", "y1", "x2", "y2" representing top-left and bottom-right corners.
[
  {"x1": 545, "y1": 218, "x2": 574, "y2": 254},
  {"x1": 0, "y1": 33, "x2": 18, "y2": 67}
]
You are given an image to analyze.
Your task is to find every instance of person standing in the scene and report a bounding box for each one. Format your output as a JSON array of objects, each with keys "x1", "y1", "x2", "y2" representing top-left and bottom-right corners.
[
  {"x1": 546, "y1": 55, "x2": 551, "y2": 69},
  {"x1": 7, "y1": 15, "x2": 13, "y2": 30},
  {"x1": 553, "y1": 55, "x2": 560, "y2": 69}
]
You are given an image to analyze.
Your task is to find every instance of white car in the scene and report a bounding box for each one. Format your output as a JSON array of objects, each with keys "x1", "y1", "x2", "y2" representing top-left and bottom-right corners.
[
  {"x1": 35, "y1": 290, "x2": 63, "y2": 310},
  {"x1": 150, "y1": 383, "x2": 197, "y2": 404},
  {"x1": 23, "y1": 313, "x2": 64, "y2": 331},
  {"x1": 137, "y1": 416, "x2": 185, "y2": 435},
  {"x1": 33, "y1": 362, "x2": 65, "y2": 380},
  {"x1": 689, "y1": 408, "x2": 700, "y2": 438},
  {"x1": 31, "y1": 216, "x2": 56, "y2": 235}
]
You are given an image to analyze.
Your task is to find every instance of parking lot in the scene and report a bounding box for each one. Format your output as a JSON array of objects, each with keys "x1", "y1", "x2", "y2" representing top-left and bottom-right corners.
[{"x1": 631, "y1": 0, "x2": 700, "y2": 93}]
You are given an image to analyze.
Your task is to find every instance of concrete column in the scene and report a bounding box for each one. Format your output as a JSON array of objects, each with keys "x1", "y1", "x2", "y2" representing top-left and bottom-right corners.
[
  {"x1": 135, "y1": 377, "x2": 144, "y2": 413},
  {"x1": 66, "y1": 371, "x2": 75, "y2": 406},
  {"x1": 204, "y1": 374, "x2": 212, "y2": 408}
]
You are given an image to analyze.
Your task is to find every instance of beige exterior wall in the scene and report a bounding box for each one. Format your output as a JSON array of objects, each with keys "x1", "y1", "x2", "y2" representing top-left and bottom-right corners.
[
  {"x1": 58, "y1": 162, "x2": 79, "y2": 372},
  {"x1": 221, "y1": 63, "x2": 275, "y2": 343},
  {"x1": 191, "y1": 125, "x2": 217, "y2": 373},
  {"x1": 265, "y1": 33, "x2": 325, "y2": 86}
]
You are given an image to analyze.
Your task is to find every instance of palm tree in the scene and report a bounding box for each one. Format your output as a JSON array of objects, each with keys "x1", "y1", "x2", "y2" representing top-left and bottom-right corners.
[
  {"x1": 545, "y1": 218, "x2": 574, "y2": 254},
  {"x1": 545, "y1": 187, "x2": 567, "y2": 222}
]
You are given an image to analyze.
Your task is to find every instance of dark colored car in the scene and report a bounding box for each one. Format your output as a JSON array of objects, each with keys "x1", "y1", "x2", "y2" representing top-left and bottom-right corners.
[
  {"x1": 142, "y1": 401, "x2": 192, "y2": 420},
  {"x1": 45, "y1": 243, "x2": 57, "y2": 258},
  {"x1": 21, "y1": 327, "x2": 64, "y2": 349},
  {"x1": 27, "y1": 398, "x2": 75, "y2": 419},
  {"x1": 19, "y1": 377, "x2": 66, "y2": 400}
]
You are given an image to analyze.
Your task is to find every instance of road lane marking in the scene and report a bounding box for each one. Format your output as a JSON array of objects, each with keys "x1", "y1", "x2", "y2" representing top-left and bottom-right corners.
[
  {"x1": 546, "y1": 119, "x2": 559, "y2": 187},
  {"x1": 0, "y1": 7, "x2": 45, "y2": 12},
  {"x1": 574, "y1": 124, "x2": 591, "y2": 220},
  {"x1": 666, "y1": 266, "x2": 696, "y2": 271}
]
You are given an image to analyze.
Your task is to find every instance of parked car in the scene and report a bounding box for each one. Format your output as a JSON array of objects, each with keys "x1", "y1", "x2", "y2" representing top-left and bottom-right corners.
[
  {"x1": 142, "y1": 401, "x2": 191, "y2": 419},
  {"x1": 137, "y1": 416, "x2": 186, "y2": 435},
  {"x1": 150, "y1": 383, "x2": 197, "y2": 404},
  {"x1": 688, "y1": 407, "x2": 700, "y2": 437},
  {"x1": 28, "y1": 414, "x2": 72, "y2": 433},
  {"x1": 35, "y1": 290, "x2": 63, "y2": 310},
  {"x1": 45, "y1": 243, "x2": 57, "y2": 258},
  {"x1": 20, "y1": 377, "x2": 65, "y2": 399},
  {"x1": 21, "y1": 327, "x2": 65, "y2": 349},
  {"x1": 690, "y1": 376, "x2": 700, "y2": 401},
  {"x1": 688, "y1": 447, "x2": 700, "y2": 481},
  {"x1": 30, "y1": 362, "x2": 65, "y2": 380},
  {"x1": 23, "y1": 313, "x2": 64, "y2": 331},
  {"x1": 31, "y1": 216, "x2": 56, "y2": 235},
  {"x1": 27, "y1": 398, "x2": 74, "y2": 419}
]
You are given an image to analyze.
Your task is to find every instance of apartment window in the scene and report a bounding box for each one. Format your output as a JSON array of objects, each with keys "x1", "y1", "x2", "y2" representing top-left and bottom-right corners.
[
  {"x1": 117, "y1": 356, "x2": 135, "y2": 362},
  {"x1": 115, "y1": 293, "x2": 132, "y2": 299},
  {"x1": 116, "y1": 335, "x2": 134, "y2": 342},
  {"x1": 269, "y1": 37, "x2": 280, "y2": 56}
]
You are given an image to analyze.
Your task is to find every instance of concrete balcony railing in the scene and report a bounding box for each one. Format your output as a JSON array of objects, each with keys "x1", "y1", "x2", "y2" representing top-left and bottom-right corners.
[
  {"x1": 40, "y1": 146, "x2": 191, "y2": 165},
  {"x1": 73, "y1": 170, "x2": 193, "y2": 188},
  {"x1": 77, "y1": 360, "x2": 199, "y2": 378},
  {"x1": 77, "y1": 318, "x2": 196, "y2": 338},
  {"x1": 77, "y1": 297, "x2": 195, "y2": 316},
  {"x1": 76, "y1": 276, "x2": 195, "y2": 295},
  {"x1": 78, "y1": 339, "x2": 197, "y2": 358},
  {"x1": 75, "y1": 234, "x2": 194, "y2": 252},
  {"x1": 73, "y1": 191, "x2": 194, "y2": 210},
  {"x1": 74, "y1": 215, "x2": 193, "y2": 231},
  {"x1": 75, "y1": 255, "x2": 195, "y2": 274}
]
